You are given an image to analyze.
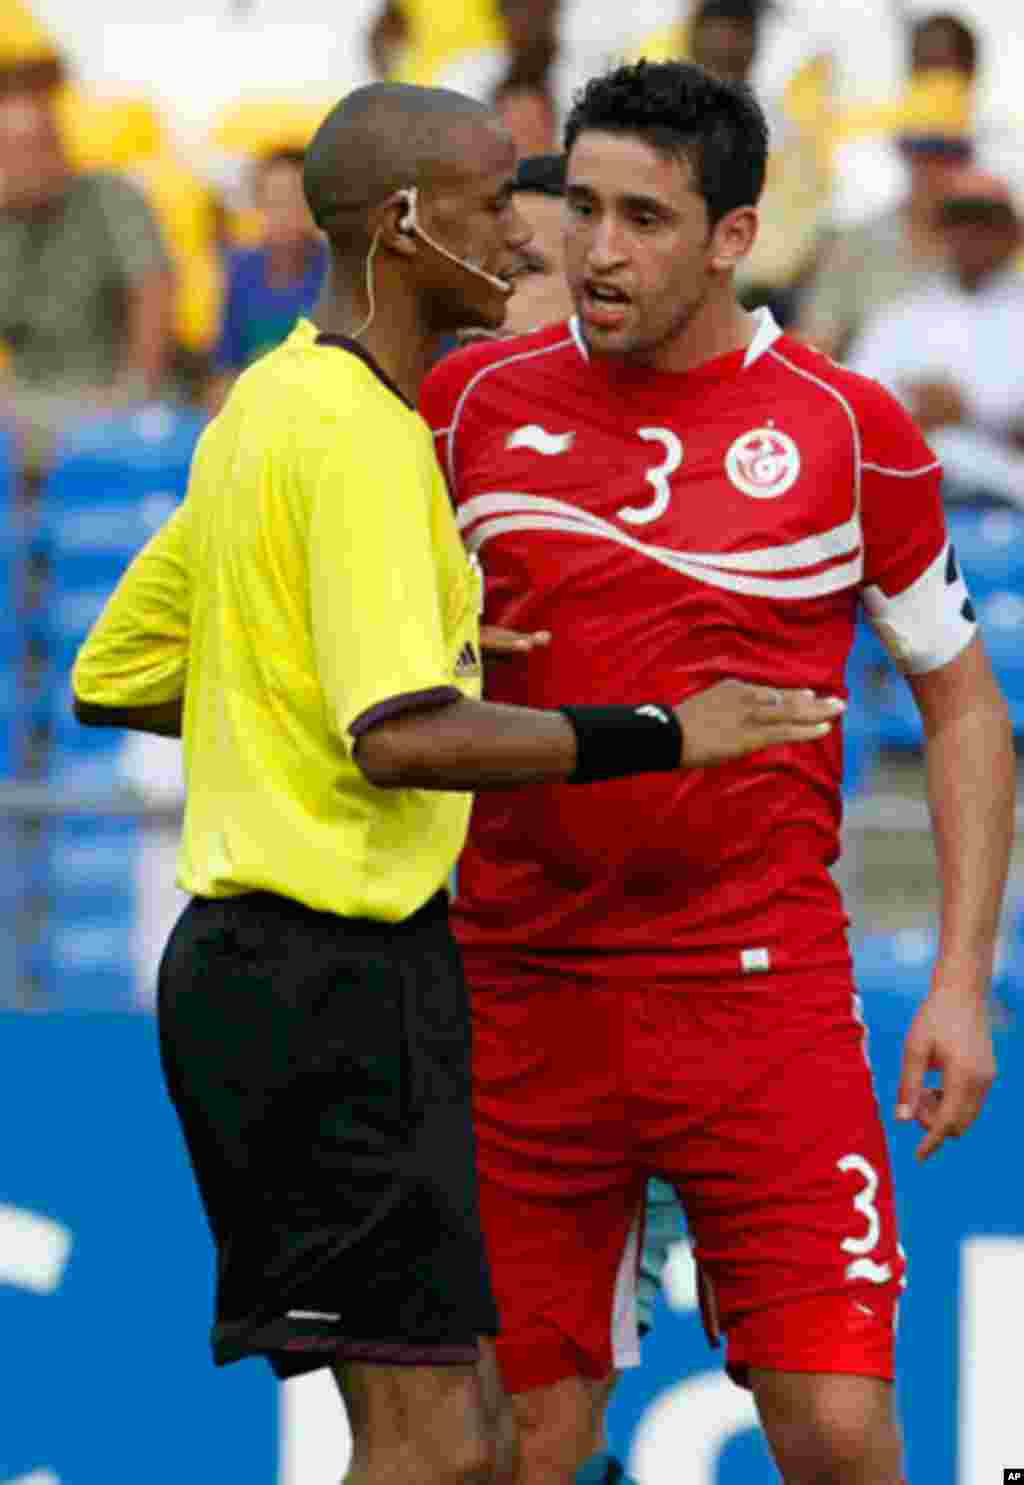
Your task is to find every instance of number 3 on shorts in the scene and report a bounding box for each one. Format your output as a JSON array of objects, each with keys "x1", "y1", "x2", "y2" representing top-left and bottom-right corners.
[{"x1": 837, "y1": 1153, "x2": 893, "y2": 1283}]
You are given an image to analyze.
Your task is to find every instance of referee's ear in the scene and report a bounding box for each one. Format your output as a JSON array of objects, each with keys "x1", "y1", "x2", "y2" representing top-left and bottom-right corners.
[{"x1": 375, "y1": 194, "x2": 419, "y2": 260}]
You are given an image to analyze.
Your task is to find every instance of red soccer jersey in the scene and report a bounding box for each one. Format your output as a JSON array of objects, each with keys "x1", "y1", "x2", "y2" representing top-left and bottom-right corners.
[{"x1": 420, "y1": 311, "x2": 973, "y2": 979}]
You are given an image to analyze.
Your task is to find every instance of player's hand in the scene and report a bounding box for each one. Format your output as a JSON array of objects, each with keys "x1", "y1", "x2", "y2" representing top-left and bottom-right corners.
[
  {"x1": 895, "y1": 980, "x2": 996, "y2": 1161},
  {"x1": 674, "y1": 681, "x2": 844, "y2": 768},
  {"x1": 480, "y1": 625, "x2": 551, "y2": 660}
]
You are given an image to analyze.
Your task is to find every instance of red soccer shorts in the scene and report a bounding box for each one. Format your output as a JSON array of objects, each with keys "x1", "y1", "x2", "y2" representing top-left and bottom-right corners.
[{"x1": 464, "y1": 954, "x2": 907, "y2": 1394}]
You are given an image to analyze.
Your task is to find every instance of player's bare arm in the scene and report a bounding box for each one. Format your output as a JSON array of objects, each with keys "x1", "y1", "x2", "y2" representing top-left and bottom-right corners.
[
  {"x1": 896, "y1": 633, "x2": 1012, "y2": 1160},
  {"x1": 354, "y1": 683, "x2": 844, "y2": 790}
]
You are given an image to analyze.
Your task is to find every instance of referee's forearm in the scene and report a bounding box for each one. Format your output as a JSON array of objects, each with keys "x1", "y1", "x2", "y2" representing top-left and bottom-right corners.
[{"x1": 354, "y1": 699, "x2": 578, "y2": 789}]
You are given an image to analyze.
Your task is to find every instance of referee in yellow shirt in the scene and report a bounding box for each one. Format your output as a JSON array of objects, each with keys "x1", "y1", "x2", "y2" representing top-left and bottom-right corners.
[{"x1": 72, "y1": 83, "x2": 843, "y2": 1485}]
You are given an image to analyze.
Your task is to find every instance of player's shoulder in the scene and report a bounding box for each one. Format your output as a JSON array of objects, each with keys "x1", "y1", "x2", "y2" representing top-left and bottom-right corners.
[
  {"x1": 420, "y1": 322, "x2": 576, "y2": 426},
  {"x1": 769, "y1": 332, "x2": 929, "y2": 454}
]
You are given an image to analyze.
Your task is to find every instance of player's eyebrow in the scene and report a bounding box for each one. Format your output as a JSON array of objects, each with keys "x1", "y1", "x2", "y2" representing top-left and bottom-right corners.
[
  {"x1": 567, "y1": 183, "x2": 675, "y2": 217},
  {"x1": 619, "y1": 191, "x2": 674, "y2": 216}
]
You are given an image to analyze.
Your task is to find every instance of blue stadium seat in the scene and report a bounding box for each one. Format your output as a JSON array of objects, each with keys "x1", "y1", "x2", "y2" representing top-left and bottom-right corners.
[
  {"x1": 975, "y1": 591, "x2": 1024, "y2": 734},
  {"x1": 852, "y1": 928, "x2": 936, "y2": 1000},
  {"x1": 31, "y1": 406, "x2": 201, "y2": 1009},
  {"x1": 998, "y1": 895, "x2": 1024, "y2": 1019},
  {"x1": 34, "y1": 403, "x2": 202, "y2": 572},
  {"x1": 33, "y1": 736, "x2": 144, "y2": 1009},
  {"x1": 0, "y1": 427, "x2": 25, "y2": 777},
  {"x1": 35, "y1": 909, "x2": 140, "y2": 1011},
  {"x1": 34, "y1": 816, "x2": 144, "y2": 1010},
  {"x1": 873, "y1": 665, "x2": 922, "y2": 752},
  {"x1": 33, "y1": 403, "x2": 202, "y2": 737},
  {"x1": 843, "y1": 618, "x2": 884, "y2": 797},
  {"x1": 854, "y1": 924, "x2": 1019, "y2": 1013},
  {"x1": 947, "y1": 507, "x2": 1024, "y2": 602}
]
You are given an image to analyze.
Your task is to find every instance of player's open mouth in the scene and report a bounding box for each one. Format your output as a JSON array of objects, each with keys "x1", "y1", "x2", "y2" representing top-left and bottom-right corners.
[{"x1": 582, "y1": 281, "x2": 631, "y2": 328}]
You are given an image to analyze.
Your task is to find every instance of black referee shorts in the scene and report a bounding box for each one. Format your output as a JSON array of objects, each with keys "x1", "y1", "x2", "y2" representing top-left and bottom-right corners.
[{"x1": 156, "y1": 888, "x2": 499, "y2": 1378}]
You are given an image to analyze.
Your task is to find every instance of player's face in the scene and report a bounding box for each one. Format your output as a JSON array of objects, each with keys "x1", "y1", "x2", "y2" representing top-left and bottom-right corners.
[
  {"x1": 421, "y1": 121, "x2": 533, "y2": 333},
  {"x1": 564, "y1": 130, "x2": 749, "y2": 364},
  {"x1": 503, "y1": 191, "x2": 573, "y2": 333}
]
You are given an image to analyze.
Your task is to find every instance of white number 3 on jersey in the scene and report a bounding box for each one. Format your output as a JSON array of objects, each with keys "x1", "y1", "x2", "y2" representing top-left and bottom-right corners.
[{"x1": 618, "y1": 428, "x2": 684, "y2": 526}]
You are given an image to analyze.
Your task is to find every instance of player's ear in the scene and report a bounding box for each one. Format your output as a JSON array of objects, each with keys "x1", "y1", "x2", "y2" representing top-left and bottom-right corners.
[{"x1": 708, "y1": 205, "x2": 758, "y2": 273}]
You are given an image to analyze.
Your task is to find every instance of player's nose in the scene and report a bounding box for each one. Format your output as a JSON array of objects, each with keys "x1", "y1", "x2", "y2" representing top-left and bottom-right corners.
[
  {"x1": 586, "y1": 215, "x2": 628, "y2": 270},
  {"x1": 505, "y1": 200, "x2": 534, "y2": 253}
]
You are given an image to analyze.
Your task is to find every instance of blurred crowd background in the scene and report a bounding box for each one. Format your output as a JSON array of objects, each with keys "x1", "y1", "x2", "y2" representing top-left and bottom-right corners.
[{"x1": 2, "y1": 0, "x2": 1024, "y2": 1013}]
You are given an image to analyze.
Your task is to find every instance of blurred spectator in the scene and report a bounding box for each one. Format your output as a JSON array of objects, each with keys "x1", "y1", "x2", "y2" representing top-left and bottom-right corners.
[
  {"x1": 503, "y1": 152, "x2": 570, "y2": 334},
  {"x1": 847, "y1": 168, "x2": 1024, "y2": 508},
  {"x1": 910, "y1": 11, "x2": 978, "y2": 82},
  {"x1": 695, "y1": 0, "x2": 827, "y2": 323},
  {"x1": 0, "y1": 5, "x2": 221, "y2": 387},
  {"x1": 493, "y1": 72, "x2": 559, "y2": 158},
  {"x1": 206, "y1": 96, "x2": 332, "y2": 228},
  {"x1": 823, "y1": 10, "x2": 979, "y2": 227},
  {"x1": 686, "y1": 0, "x2": 759, "y2": 83},
  {"x1": 627, "y1": 1, "x2": 826, "y2": 325},
  {"x1": 129, "y1": 151, "x2": 224, "y2": 394},
  {"x1": 797, "y1": 70, "x2": 972, "y2": 359},
  {"x1": 0, "y1": 0, "x2": 64, "y2": 99},
  {"x1": 368, "y1": 2, "x2": 410, "y2": 78},
  {"x1": 435, "y1": 0, "x2": 560, "y2": 156},
  {"x1": 0, "y1": 91, "x2": 175, "y2": 470},
  {"x1": 206, "y1": 149, "x2": 326, "y2": 413},
  {"x1": 373, "y1": 0, "x2": 504, "y2": 86}
]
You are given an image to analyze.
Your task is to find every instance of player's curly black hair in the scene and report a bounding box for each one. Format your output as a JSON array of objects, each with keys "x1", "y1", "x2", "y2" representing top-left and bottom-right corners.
[{"x1": 564, "y1": 60, "x2": 768, "y2": 227}]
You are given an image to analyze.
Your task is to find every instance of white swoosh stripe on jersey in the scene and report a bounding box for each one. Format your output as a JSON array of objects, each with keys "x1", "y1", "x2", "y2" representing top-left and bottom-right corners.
[
  {"x1": 458, "y1": 493, "x2": 861, "y2": 574},
  {"x1": 464, "y1": 515, "x2": 864, "y2": 598},
  {"x1": 446, "y1": 336, "x2": 575, "y2": 496},
  {"x1": 861, "y1": 460, "x2": 941, "y2": 478}
]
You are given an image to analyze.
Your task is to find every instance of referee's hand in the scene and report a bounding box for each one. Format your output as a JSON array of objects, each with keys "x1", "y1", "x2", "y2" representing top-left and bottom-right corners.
[{"x1": 675, "y1": 681, "x2": 845, "y2": 768}]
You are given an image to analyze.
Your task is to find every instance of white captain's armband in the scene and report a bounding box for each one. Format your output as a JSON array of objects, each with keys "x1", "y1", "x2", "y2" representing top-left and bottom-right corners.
[{"x1": 862, "y1": 542, "x2": 977, "y2": 674}]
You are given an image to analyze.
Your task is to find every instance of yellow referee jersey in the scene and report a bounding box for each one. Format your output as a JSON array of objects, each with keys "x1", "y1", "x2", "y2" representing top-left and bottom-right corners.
[{"x1": 73, "y1": 319, "x2": 483, "y2": 922}]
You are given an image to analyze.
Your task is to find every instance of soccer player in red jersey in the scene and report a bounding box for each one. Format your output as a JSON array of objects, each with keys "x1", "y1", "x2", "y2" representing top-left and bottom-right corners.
[{"x1": 420, "y1": 61, "x2": 1014, "y2": 1484}]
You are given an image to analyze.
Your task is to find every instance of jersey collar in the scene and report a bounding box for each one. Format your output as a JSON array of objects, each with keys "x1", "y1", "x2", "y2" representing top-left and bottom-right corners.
[
  {"x1": 568, "y1": 304, "x2": 783, "y2": 372},
  {"x1": 743, "y1": 306, "x2": 783, "y2": 366},
  {"x1": 314, "y1": 331, "x2": 415, "y2": 411}
]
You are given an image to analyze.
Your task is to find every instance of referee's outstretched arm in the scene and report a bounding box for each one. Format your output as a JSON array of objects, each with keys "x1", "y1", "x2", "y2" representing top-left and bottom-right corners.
[{"x1": 353, "y1": 684, "x2": 844, "y2": 788}]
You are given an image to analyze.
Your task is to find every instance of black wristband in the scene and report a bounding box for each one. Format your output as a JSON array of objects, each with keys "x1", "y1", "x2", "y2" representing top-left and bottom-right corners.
[{"x1": 560, "y1": 703, "x2": 683, "y2": 784}]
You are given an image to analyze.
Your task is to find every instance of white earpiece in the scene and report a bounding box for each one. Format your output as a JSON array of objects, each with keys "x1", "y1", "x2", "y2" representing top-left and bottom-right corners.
[
  {"x1": 396, "y1": 185, "x2": 510, "y2": 292},
  {"x1": 397, "y1": 187, "x2": 417, "y2": 234}
]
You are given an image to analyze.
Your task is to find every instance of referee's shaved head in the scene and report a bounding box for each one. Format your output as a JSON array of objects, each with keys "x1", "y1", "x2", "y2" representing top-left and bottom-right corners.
[{"x1": 304, "y1": 83, "x2": 497, "y2": 253}]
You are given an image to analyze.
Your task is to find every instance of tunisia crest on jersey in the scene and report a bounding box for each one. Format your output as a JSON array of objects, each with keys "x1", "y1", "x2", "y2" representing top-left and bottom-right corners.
[{"x1": 725, "y1": 427, "x2": 801, "y2": 499}]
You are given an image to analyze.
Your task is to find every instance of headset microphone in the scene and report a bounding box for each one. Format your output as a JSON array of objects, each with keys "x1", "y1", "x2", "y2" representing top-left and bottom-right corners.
[{"x1": 398, "y1": 187, "x2": 511, "y2": 293}]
